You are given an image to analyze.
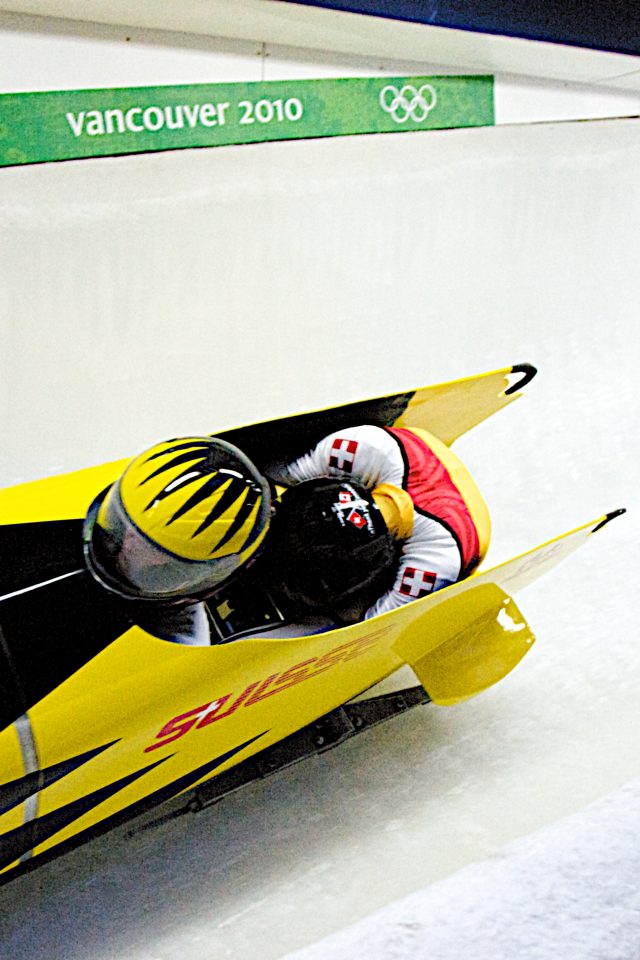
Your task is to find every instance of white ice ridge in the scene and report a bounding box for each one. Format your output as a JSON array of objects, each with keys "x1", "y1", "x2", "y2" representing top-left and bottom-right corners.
[{"x1": 279, "y1": 778, "x2": 640, "y2": 960}]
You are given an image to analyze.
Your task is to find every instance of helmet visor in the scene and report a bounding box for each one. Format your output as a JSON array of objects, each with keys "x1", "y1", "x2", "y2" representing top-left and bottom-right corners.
[{"x1": 87, "y1": 486, "x2": 242, "y2": 600}]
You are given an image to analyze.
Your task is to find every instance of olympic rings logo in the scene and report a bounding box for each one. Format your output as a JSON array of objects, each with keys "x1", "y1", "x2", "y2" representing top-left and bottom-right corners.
[{"x1": 379, "y1": 84, "x2": 438, "y2": 123}]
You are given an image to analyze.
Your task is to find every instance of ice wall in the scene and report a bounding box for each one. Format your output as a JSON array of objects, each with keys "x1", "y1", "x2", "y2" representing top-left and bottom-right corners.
[{"x1": 1, "y1": 118, "x2": 638, "y2": 498}]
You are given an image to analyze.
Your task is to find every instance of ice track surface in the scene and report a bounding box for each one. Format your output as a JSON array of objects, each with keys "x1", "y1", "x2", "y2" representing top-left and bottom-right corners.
[
  {"x1": 280, "y1": 778, "x2": 640, "y2": 960},
  {"x1": 0, "y1": 117, "x2": 639, "y2": 959}
]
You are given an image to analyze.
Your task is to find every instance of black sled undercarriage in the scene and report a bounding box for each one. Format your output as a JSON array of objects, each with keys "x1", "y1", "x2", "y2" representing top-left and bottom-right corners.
[{"x1": 131, "y1": 685, "x2": 430, "y2": 835}]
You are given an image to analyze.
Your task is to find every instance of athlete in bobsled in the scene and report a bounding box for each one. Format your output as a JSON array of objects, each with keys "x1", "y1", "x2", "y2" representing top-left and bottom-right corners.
[
  {"x1": 268, "y1": 424, "x2": 490, "y2": 621},
  {"x1": 83, "y1": 426, "x2": 489, "y2": 644}
]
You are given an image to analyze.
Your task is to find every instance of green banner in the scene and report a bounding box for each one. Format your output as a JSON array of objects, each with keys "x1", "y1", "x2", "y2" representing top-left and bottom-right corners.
[{"x1": 0, "y1": 75, "x2": 493, "y2": 167}]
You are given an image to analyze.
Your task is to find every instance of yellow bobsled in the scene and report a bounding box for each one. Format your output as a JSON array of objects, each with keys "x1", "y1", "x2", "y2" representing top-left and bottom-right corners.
[{"x1": 0, "y1": 363, "x2": 624, "y2": 882}]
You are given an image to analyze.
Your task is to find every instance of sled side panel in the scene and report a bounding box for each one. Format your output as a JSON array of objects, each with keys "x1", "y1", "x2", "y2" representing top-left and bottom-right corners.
[
  {"x1": 394, "y1": 510, "x2": 623, "y2": 704},
  {"x1": 0, "y1": 510, "x2": 622, "y2": 877},
  {"x1": 395, "y1": 363, "x2": 536, "y2": 445},
  {"x1": 221, "y1": 362, "x2": 536, "y2": 469},
  {"x1": 0, "y1": 363, "x2": 535, "y2": 524},
  {"x1": 219, "y1": 391, "x2": 415, "y2": 471},
  {"x1": 0, "y1": 459, "x2": 128, "y2": 524},
  {"x1": 0, "y1": 723, "x2": 30, "y2": 874}
]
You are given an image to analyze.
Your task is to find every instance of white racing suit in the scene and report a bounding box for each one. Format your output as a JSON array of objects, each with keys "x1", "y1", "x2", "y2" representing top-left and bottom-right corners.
[{"x1": 271, "y1": 424, "x2": 491, "y2": 619}]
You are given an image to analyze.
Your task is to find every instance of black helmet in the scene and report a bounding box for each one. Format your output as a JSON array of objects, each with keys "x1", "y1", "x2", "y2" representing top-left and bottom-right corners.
[{"x1": 267, "y1": 478, "x2": 399, "y2": 617}]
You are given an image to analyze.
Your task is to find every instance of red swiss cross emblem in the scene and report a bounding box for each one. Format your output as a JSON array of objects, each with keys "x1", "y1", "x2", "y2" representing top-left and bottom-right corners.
[
  {"x1": 347, "y1": 509, "x2": 367, "y2": 529},
  {"x1": 398, "y1": 567, "x2": 437, "y2": 598},
  {"x1": 329, "y1": 438, "x2": 358, "y2": 473}
]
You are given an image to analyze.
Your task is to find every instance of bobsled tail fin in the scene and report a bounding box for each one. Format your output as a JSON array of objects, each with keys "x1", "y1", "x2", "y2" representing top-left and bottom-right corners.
[
  {"x1": 394, "y1": 361, "x2": 537, "y2": 445},
  {"x1": 396, "y1": 509, "x2": 625, "y2": 706},
  {"x1": 408, "y1": 585, "x2": 534, "y2": 706}
]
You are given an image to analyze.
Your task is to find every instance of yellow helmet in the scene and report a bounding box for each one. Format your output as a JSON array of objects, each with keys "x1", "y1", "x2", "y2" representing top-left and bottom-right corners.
[{"x1": 83, "y1": 437, "x2": 271, "y2": 601}]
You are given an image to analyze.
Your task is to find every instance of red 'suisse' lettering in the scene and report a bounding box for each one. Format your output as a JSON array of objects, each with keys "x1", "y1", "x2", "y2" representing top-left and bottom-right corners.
[
  {"x1": 243, "y1": 674, "x2": 280, "y2": 706},
  {"x1": 239, "y1": 658, "x2": 319, "y2": 703},
  {"x1": 144, "y1": 627, "x2": 391, "y2": 751},
  {"x1": 197, "y1": 682, "x2": 260, "y2": 727},
  {"x1": 145, "y1": 703, "x2": 211, "y2": 752},
  {"x1": 339, "y1": 631, "x2": 387, "y2": 662}
]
